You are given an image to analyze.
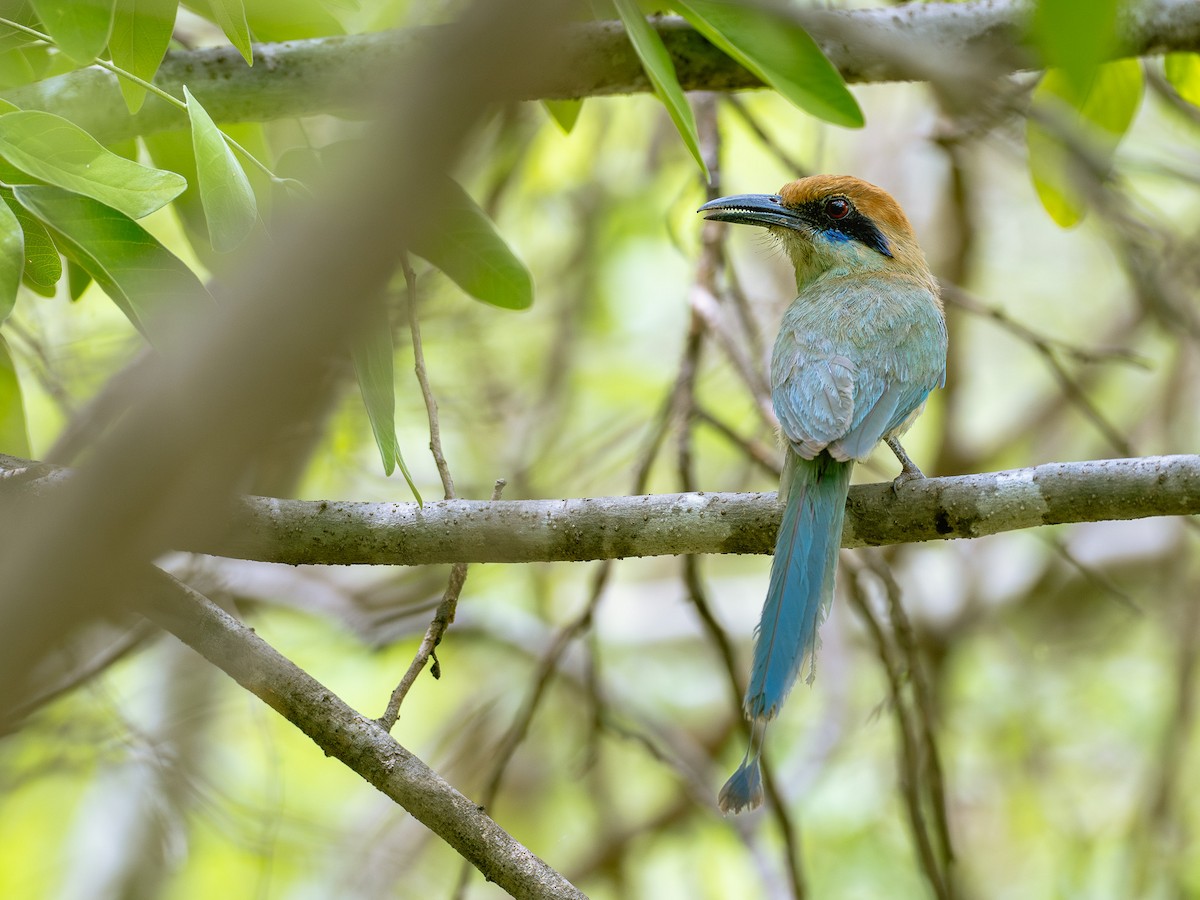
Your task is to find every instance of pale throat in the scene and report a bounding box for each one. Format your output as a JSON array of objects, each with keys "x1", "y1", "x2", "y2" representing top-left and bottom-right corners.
[{"x1": 781, "y1": 230, "x2": 891, "y2": 291}]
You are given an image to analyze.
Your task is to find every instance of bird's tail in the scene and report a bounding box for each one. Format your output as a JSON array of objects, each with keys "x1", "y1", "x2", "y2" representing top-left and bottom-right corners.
[{"x1": 718, "y1": 452, "x2": 851, "y2": 814}]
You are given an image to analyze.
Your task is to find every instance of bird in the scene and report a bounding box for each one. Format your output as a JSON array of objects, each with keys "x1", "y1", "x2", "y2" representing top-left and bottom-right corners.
[{"x1": 698, "y1": 175, "x2": 947, "y2": 813}]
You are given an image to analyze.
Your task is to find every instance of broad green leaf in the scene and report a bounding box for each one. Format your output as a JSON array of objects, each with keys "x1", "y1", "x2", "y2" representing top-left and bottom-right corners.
[
  {"x1": 105, "y1": 137, "x2": 138, "y2": 161},
  {"x1": 615, "y1": 0, "x2": 707, "y2": 179},
  {"x1": 13, "y1": 186, "x2": 211, "y2": 345},
  {"x1": 244, "y1": 0, "x2": 344, "y2": 40},
  {"x1": 0, "y1": 334, "x2": 30, "y2": 455},
  {"x1": 28, "y1": 0, "x2": 115, "y2": 65},
  {"x1": 1075, "y1": 60, "x2": 1142, "y2": 137},
  {"x1": 67, "y1": 259, "x2": 92, "y2": 300},
  {"x1": 1027, "y1": 114, "x2": 1081, "y2": 228},
  {"x1": 409, "y1": 178, "x2": 533, "y2": 310},
  {"x1": 0, "y1": 2, "x2": 40, "y2": 55},
  {"x1": 1027, "y1": 61, "x2": 1142, "y2": 228},
  {"x1": 144, "y1": 127, "x2": 210, "y2": 262},
  {"x1": 1032, "y1": 0, "x2": 1120, "y2": 99},
  {"x1": 351, "y1": 292, "x2": 420, "y2": 498},
  {"x1": 0, "y1": 44, "x2": 51, "y2": 90},
  {"x1": 208, "y1": 0, "x2": 252, "y2": 64},
  {"x1": 184, "y1": 86, "x2": 256, "y2": 252},
  {"x1": 2, "y1": 189, "x2": 60, "y2": 296},
  {"x1": 147, "y1": 122, "x2": 269, "y2": 268},
  {"x1": 0, "y1": 98, "x2": 19, "y2": 115},
  {"x1": 0, "y1": 193, "x2": 22, "y2": 320},
  {"x1": 670, "y1": 0, "x2": 862, "y2": 128},
  {"x1": 0, "y1": 111, "x2": 185, "y2": 218},
  {"x1": 1164, "y1": 53, "x2": 1200, "y2": 107},
  {"x1": 543, "y1": 99, "x2": 583, "y2": 134},
  {"x1": 110, "y1": 0, "x2": 177, "y2": 113}
]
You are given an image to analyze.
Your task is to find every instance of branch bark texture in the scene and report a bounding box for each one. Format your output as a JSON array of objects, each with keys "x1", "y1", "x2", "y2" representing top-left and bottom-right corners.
[
  {"x1": 142, "y1": 572, "x2": 586, "y2": 900},
  {"x1": 5, "y1": 0, "x2": 1200, "y2": 143},
  {"x1": 5, "y1": 454, "x2": 1196, "y2": 565}
]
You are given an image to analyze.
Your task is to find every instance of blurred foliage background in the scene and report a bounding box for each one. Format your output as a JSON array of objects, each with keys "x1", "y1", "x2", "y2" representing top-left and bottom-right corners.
[{"x1": 1, "y1": 1, "x2": 1199, "y2": 898}]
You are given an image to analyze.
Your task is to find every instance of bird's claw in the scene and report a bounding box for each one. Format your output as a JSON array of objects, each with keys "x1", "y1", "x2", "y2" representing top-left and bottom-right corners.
[
  {"x1": 886, "y1": 437, "x2": 926, "y2": 492},
  {"x1": 891, "y1": 464, "x2": 925, "y2": 492}
]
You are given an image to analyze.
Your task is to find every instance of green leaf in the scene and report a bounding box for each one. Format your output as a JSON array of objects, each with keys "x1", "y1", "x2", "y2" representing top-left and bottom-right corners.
[
  {"x1": 1027, "y1": 61, "x2": 1142, "y2": 228},
  {"x1": 110, "y1": 0, "x2": 177, "y2": 113},
  {"x1": 1078, "y1": 60, "x2": 1142, "y2": 137},
  {"x1": 1031, "y1": 0, "x2": 1120, "y2": 99},
  {"x1": 0, "y1": 44, "x2": 51, "y2": 90},
  {"x1": 13, "y1": 185, "x2": 211, "y2": 345},
  {"x1": 28, "y1": 0, "x2": 115, "y2": 65},
  {"x1": 208, "y1": 0, "x2": 253, "y2": 64},
  {"x1": 2, "y1": 189, "x2": 60, "y2": 296},
  {"x1": 184, "y1": 86, "x2": 257, "y2": 252},
  {"x1": 409, "y1": 178, "x2": 533, "y2": 310},
  {"x1": 0, "y1": 111, "x2": 186, "y2": 218},
  {"x1": 1165, "y1": 53, "x2": 1200, "y2": 107},
  {"x1": 669, "y1": 0, "x2": 862, "y2": 128},
  {"x1": 0, "y1": 193, "x2": 22, "y2": 321},
  {"x1": 351, "y1": 293, "x2": 421, "y2": 500},
  {"x1": 67, "y1": 258, "x2": 91, "y2": 300},
  {"x1": 0, "y1": 334, "x2": 30, "y2": 455},
  {"x1": 244, "y1": 0, "x2": 344, "y2": 41},
  {"x1": 615, "y1": 0, "x2": 707, "y2": 179},
  {"x1": 1027, "y1": 114, "x2": 1080, "y2": 228},
  {"x1": 0, "y1": 3, "x2": 41, "y2": 55},
  {"x1": 543, "y1": 99, "x2": 583, "y2": 134}
]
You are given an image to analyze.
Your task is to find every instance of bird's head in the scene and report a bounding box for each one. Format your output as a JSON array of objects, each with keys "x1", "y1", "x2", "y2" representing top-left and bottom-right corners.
[{"x1": 699, "y1": 175, "x2": 931, "y2": 290}]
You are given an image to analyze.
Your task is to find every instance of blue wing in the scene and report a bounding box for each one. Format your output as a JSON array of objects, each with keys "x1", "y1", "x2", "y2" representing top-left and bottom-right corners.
[{"x1": 771, "y1": 276, "x2": 946, "y2": 462}]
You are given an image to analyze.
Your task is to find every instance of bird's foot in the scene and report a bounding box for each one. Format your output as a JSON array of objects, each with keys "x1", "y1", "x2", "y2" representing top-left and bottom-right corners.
[{"x1": 886, "y1": 437, "x2": 926, "y2": 492}]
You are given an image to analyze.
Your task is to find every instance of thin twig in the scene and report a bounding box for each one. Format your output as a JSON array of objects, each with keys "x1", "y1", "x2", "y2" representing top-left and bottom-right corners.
[
  {"x1": 941, "y1": 282, "x2": 1140, "y2": 456},
  {"x1": 1, "y1": 620, "x2": 157, "y2": 733},
  {"x1": 864, "y1": 553, "x2": 957, "y2": 881},
  {"x1": 692, "y1": 405, "x2": 782, "y2": 479},
  {"x1": 378, "y1": 265, "x2": 494, "y2": 730},
  {"x1": 405, "y1": 261, "x2": 455, "y2": 501},
  {"x1": 724, "y1": 96, "x2": 811, "y2": 178},
  {"x1": 1129, "y1": 540, "x2": 1200, "y2": 895},
  {"x1": 378, "y1": 562, "x2": 469, "y2": 731},
  {"x1": 844, "y1": 557, "x2": 952, "y2": 900},
  {"x1": 463, "y1": 561, "x2": 611, "y2": 881}
]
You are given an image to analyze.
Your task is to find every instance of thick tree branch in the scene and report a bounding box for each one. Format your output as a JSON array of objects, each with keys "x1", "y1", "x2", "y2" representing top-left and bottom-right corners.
[
  {"x1": 141, "y1": 570, "x2": 586, "y2": 900},
  {"x1": 5, "y1": 0, "x2": 1200, "y2": 143},
  {"x1": 5, "y1": 454, "x2": 1197, "y2": 565}
]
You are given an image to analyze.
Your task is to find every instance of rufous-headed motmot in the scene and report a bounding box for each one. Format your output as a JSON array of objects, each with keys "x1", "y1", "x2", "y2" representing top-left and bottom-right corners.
[{"x1": 698, "y1": 175, "x2": 947, "y2": 813}]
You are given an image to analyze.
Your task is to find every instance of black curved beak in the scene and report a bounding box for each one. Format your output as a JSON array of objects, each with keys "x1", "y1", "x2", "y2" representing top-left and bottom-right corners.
[{"x1": 697, "y1": 193, "x2": 803, "y2": 230}]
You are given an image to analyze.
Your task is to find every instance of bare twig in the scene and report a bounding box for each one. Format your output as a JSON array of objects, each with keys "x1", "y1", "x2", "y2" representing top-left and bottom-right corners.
[
  {"x1": 724, "y1": 96, "x2": 811, "y2": 178},
  {"x1": 941, "y1": 283, "x2": 1140, "y2": 456},
  {"x1": 844, "y1": 557, "x2": 952, "y2": 900},
  {"x1": 0, "y1": 620, "x2": 157, "y2": 733},
  {"x1": 864, "y1": 553, "x2": 957, "y2": 882},
  {"x1": 692, "y1": 405, "x2": 782, "y2": 479},
  {"x1": 378, "y1": 267, "x2": 512, "y2": 730},
  {"x1": 405, "y1": 261, "x2": 455, "y2": 502}
]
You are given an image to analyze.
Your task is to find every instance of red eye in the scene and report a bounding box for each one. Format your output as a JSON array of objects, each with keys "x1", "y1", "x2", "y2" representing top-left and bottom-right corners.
[{"x1": 824, "y1": 197, "x2": 851, "y2": 220}]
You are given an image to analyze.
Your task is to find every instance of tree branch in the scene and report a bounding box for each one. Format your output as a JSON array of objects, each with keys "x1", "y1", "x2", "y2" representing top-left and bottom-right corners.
[
  {"x1": 5, "y1": 0, "x2": 1200, "y2": 143},
  {"x1": 4, "y1": 454, "x2": 1197, "y2": 565},
  {"x1": 140, "y1": 570, "x2": 586, "y2": 900}
]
